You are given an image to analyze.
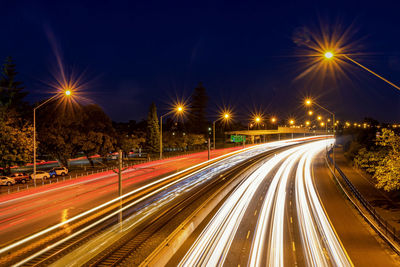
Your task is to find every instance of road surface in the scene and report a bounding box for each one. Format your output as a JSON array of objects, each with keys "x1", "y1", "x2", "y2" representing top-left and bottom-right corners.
[
  {"x1": 172, "y1": 139, "x2": 399, "y2": 266},
  {"x1": 0, "y1": 138, "x2": 322, "y2": 266}
]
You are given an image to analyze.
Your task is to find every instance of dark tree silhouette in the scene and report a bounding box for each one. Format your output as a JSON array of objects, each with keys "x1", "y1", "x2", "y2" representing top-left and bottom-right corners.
[
  {"x1": 146, "y1": 102, "x2": 160, "y2": 153},
  {"x1": 187, "y1": 82, "x2": 209, "y2": 135}
]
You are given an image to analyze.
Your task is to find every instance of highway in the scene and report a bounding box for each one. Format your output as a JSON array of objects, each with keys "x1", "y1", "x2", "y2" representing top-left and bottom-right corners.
[
  {"x1": 0, "y1": 146, "x2": 245, "y2": 245},
  {"x1": 0, "y1": 137, "x2": 321, "y2": 266},
  {"x1": 2, "y1": 136, "x2": 396, "y2": 266},
  {"x1": 173, "y1": 139, "x2": 399, "y2": 266}
]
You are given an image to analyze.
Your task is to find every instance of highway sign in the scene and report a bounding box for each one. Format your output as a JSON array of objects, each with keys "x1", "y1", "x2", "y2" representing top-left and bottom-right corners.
[{"x1": 231, "y1": 135, "x2": 246, "y2": 143}]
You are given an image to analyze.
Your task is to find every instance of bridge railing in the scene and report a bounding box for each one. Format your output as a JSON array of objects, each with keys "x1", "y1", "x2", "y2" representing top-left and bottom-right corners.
[{"x1": 327, "y1": 149, "x2": 400, "y2": 248}]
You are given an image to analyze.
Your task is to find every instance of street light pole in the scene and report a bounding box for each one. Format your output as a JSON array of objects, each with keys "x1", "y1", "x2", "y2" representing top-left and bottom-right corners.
[
  {"x1": 341, "y1": 54, "x2": 400, "y2": 92},
  {"x1": 213, "y1": 120, "x2": 216, "y2": 150},
  {"x1": 159, "y1": 106, "x2": 184, "y2": 160},
  {"x1": 33, "y1": 94, "x2": 59, "y2": 185},
  {"x1": 306, "y1": 99, "x2": 336, "y2": 172},
  {"x1": 212, "y1": 112, "x2": 231, "y2": 151}
]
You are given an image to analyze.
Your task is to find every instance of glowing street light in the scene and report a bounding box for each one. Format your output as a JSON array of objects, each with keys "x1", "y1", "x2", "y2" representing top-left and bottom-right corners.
[
  {"x1": 33, "y1": 89, "x2": 72, "y2": 183},
  {"x1": 213, "y1": 111, "x2": 232, "y2": 150},
  {"x1": 324, "y1": 51, "x2": 334, "y2": 59},
  {"x1": 317, "y1": 116, "x2": 322, "y2": 121},
  {"x1": 308, "y1": 110, "x2": 313, "y2": 116},
  {"x1": 289, "y1": 119, "x2": 295, "y2": 125},
  {"x1": 160, "y1": 104, "x2": 185, "y2": 159},
  {"x1": 271, "y1": 117, "x2": 277, "y2": 123},
  {"x1": 248, "y1": 115, "x2": 263, "y2": 130},
  {"x1": 305, "y1": 121, "x2": 310, "y2": 126}
]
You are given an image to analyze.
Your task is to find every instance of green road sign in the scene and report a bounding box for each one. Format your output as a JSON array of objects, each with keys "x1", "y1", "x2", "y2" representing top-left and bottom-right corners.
[{"x1": 230, "y1": 135, "x2": 246, "y2": 143}]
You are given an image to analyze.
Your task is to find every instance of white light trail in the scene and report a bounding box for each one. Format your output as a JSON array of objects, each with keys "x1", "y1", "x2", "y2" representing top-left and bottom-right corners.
[
  {"x1": 180, "y1": 146, "x2": 303, "y2": 266},
  {"x1": 2, "y1": 137, "x2": 324, "y2": 266},
  {"x1": 295, "y1": 140, "x2": 352, "y2": 267},
  {"x1": 180, "y1": 139, "x2": 352, "y2": 267}
]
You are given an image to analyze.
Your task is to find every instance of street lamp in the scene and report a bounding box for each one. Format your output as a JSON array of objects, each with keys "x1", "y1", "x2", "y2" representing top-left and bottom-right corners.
[
  {"x1": 248, "y1": 115, "x2": 263, "y2": 130},
  {"x1": 270, "y1": 117, "x2": 277, "y2": 123},
  {"x1": 305, "y1": 99, "x2": 335, "y2": 134},
  {"x1": 324, "y1": 51, "x2": 334, "y2": 59},
  {"x1": 305, "y1": 98, "x2": 336, "y2": 170},
  {"x1": 308, "y1": 110, "x2": 313, "y2": 116},
  {"x1": 289, "y1": 119, "x2": 295, "y2": 125},
  {"x1": 212, "y1": 112, "x2": 231, "y2": 150},
  {"x1": 159, "y1": 105, "x2": 185, "y2": 159},
  {"x1": 33, "y1": 90, "x2": 72, "y2": 184}
]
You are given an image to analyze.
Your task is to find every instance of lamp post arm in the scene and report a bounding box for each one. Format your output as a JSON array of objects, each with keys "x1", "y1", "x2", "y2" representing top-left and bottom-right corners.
[
  {"x1": 33, "y1": 94, "x2": 59, "y2": 111},
  {"x1": 313, "y1": 102, "x2": 334, "y2": 116},
  {"x1": 343, "y1": 55, "x2": 400, "y2": 91}
]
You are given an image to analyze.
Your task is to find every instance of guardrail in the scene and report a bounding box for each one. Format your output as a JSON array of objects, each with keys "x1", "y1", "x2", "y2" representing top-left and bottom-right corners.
[
  {"x1": 327, "y1": 149, "x2": 400, "y2": 247},
  {"x1": 1, "y1": 160, "x2": 148, "y2": 195}
]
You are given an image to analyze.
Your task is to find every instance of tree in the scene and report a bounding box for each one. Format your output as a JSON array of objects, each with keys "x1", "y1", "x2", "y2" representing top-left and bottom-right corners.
[
  {"x1": 79, "y1": 104, "x2": 116, "y2": 166},
  {"x1": 37, "y1": 104, "x2": 85, "y2": 167},
  {"x1": 0, "y1": 57, "x2": 29, "y2": 116},
  {"x1": 37, "y1": 103, "x2": 117, "y2": 167},
  {"x1": 146, "y1": 103, "x2": 160, "y2": 153},
  {"x1": 0, "y1": 112, "x2": 34, "y2": 171},
  {"x1": 373, "y1": 128, "x2": 400, "y2": 191},
  {"x1": 120, "y1": 134, "x2": 145, "y2": 155},
  {"x1": 187, "y1": 82, "x2": 208, "y2": 134}
]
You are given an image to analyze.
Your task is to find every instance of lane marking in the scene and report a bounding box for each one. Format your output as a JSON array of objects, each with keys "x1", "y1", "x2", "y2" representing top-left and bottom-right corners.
[
  {"x1": 246, "y1": 230, "x2": 251, "y2": 239},
  {"x1": 254, "y1": 210, "x2": 257, "y2": 216},
  {"x1": 292, "y1": 241, "x2": 296, "y2": 251}
]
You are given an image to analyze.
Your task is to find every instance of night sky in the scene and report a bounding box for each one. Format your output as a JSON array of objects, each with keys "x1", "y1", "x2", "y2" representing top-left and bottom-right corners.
[{"x1": 2, "y1": 0, "x2": 400, "y2": 123}]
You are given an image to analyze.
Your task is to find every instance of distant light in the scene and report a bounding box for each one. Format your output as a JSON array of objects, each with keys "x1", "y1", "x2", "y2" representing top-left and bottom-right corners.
[
  {"x1": 324, "y1": 51, "x2": 334, "y2": 59},
  {"x1": 177, "y1": 106, "x2": 183, "y2": 112},
  {"x1": 224, "y1": 113, "x2": 230, "y2": 119},
  {"x1": 65, "y1": 90, "x2": 71, "y2": 96},
  {"x1": 289, "y1": 119, "x2": 295, "y2": 125},
  {"x1": 317, "y1": 116, "x2": 322, "y2": 121},
  {"x1": 305, "y1": 99, "x2": 312, "y2": 106},
  {"x1": 255, "y1": 117, "x2": 261, "y2": 123},
  {"x1": 305, "y1": 121, "x2": 310, "y2": 126},
  {"x1": 271, "y1": 117, "x2": 277, "y2": 123},
  {"x1": 308, "y1": 110, "x2": 313, "y2": 116}
]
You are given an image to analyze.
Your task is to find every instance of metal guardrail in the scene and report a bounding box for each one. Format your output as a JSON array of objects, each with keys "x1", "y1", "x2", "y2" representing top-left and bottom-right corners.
[
  {"x1": 327, "y1": 150, "x2": 400, "y2": 245},
  {"x1": 1, "y1": 160, "x2": 149, "y2": 195}
]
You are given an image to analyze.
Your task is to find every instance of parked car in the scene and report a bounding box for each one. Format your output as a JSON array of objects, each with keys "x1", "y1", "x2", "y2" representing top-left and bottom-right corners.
[
  {"x1": 30, "y1": 171, "x2": 50, "y2": 180},
  {"x1": 51, "y1": 167, "x2": 69, "y2": 176},
  {"x1": 9, "y1": 173, "x2": 29, "y2": 184},
  {"x1": 0, "y1": 176, "x2": 16, "y2": 186},
  {"x1": 49, "y1": 169, "x2": 57, "y2": 178}
]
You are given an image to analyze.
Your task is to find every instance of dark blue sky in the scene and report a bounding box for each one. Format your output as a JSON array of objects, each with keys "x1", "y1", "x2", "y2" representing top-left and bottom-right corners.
[{"x1": 2, "y1": 0, "x2": 400, "y2": 123}]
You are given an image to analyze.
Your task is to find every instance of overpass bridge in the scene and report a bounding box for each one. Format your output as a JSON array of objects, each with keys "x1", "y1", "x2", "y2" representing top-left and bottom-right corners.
[{"x1": 225, "y1": 127, "x2": 331, "y2": 144}]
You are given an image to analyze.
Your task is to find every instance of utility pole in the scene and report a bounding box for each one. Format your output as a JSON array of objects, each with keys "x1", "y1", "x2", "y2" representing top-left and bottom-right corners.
[
  {"x1": 118, "y1": 150, "x2": 122, "y2": 197},
  {"x1": 208, "y1": 137, "x2": 210, "y2": 160},
  {"x1": 160, "y1": 116, "x2": 163, "y2": 159}
]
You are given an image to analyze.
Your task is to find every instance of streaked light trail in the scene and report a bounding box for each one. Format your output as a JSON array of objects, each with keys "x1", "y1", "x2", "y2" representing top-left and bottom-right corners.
[{"x1": 180, "y1": 139, "x2": 352, "y2": 267}]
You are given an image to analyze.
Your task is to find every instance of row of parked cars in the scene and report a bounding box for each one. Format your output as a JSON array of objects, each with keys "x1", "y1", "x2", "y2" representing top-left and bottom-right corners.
[{"x1": 0, "y1": 167, "x2": 69, "y2": 186}]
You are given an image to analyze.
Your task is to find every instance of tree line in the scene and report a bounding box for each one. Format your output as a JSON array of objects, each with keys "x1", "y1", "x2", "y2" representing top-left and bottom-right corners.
[
  {"x1": 0, "y1": 57, "x2": 213, "y2": 172},
  {"x1": 341, "y1": 119, "x2": 400, "y2": 192}
]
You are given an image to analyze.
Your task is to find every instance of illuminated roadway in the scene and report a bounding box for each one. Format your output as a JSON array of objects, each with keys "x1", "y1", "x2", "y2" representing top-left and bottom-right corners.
[
  {"x1": 0, "y1": 138, "x2": 321, "y2": 266},
  {"x1": 173, "y1": 139, "x2": 399, "y2": 266},
  {"x1": 0, "y1": 146, "x2": 245, "y2": 244},
  {"x1": 1, "y1": 137, "x2": 398, "y2": 266}
]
